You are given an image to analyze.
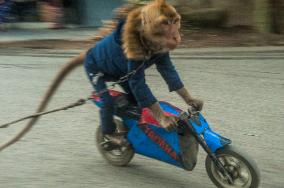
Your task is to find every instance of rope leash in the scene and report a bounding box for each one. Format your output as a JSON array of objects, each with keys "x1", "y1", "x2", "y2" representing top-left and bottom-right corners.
[
  {"x1": 0, "y1": 55, "x2": 162, "y2": 130},
  {"x1": 0, "y1": 97, "x2": 91, "y2": 129},
  {"x1": 0, "y1": 62, "x2": 144, "y2": 129},
  {"x1": 0, "y1": 63, "x2": 144, "y2": 130}
]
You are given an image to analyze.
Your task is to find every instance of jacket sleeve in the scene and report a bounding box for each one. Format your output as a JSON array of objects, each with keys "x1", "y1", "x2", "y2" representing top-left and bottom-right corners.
[
  {"x1": 127, "y1": 60, "x2": 158, "y2": 108},
  {"x1": 156, "y1": 53, "x2": 184, "y2": 92}
]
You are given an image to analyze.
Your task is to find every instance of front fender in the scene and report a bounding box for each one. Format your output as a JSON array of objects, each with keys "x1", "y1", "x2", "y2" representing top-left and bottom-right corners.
[
  {"x1": 203, "y1": 129, "x2": 232, "y2": 153},
  {"x1": 188, "y1": 113, "x2": 232, "y2": 153}
]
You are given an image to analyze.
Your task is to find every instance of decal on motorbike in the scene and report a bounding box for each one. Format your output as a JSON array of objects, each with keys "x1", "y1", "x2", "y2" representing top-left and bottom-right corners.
[{"x1": 139, "y1": 124, "x2": 180, "y2": 162}]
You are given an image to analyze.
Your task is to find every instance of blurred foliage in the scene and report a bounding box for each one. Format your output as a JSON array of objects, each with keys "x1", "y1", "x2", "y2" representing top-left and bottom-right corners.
[{"x1": 125, "y1": 0, "x2": 284, "y2": 34}]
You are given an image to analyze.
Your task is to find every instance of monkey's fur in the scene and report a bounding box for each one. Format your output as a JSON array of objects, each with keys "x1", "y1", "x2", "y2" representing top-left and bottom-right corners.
[{"x1": 0, "y1": 0, "x2": 183, "y2": 151}]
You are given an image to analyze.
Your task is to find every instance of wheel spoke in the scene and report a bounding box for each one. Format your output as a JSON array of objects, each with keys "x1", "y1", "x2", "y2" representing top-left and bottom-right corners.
[
  {"x1": 223, "y1": 156, "x2": 231, "y2": 165},
  {"x1": 238, "y1": 171, "x2": 249, "y2": 182}
]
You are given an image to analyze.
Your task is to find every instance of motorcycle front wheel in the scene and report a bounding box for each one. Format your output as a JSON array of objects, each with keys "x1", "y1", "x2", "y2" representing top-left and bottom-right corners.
[
  {"x1": 95, "y1": 119, "x2": 135, "y2": 167},
  {"x1": 206, "y1": 145, "x2": 260, "y2": 188}
]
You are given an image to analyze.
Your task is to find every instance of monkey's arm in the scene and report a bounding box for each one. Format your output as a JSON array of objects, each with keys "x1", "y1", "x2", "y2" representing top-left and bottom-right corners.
[
  {"x1": 156, "y1": 53, "x2": 184, "y2": 92},
  {"x1": 156, "y1": 53, "x2": 203, "y2": 110},
  {"x1": 127, "y1": 60, "x2": 157, "y2": 108},
  {"x1": 127, "y1": 60, "x2": 178, "y2": 130},
  {"x1": 176, "y1": 87, "x2": 204, "y2": 111},
  {"x1": 175, "y1": 87, "x2": 194, "y2": 105},
  {"x1": 149, "y1": 102, "x2": 177, "y2": 130}
]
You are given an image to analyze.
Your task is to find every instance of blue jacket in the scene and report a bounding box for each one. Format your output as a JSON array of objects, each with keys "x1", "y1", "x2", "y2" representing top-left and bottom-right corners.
[{"x1": 85, "y1": 21, "x2": 184, "y2": 108}]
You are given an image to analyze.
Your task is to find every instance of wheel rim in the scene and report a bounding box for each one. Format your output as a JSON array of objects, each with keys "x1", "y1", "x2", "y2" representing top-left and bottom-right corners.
[
  {"x1": 109, "y1": 149, "x2": 123, "y2": 156},
  {"x1": 211, "y1": 154, "x2": 253, "y2": 188}
]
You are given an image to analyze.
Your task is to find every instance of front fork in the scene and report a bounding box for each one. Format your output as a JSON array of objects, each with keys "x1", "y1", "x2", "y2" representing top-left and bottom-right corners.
[
  {"x1": 198, "y1": 135, "x2": 234, "y2": 184},
  {"x1": 178, "y1": 112, "x2": 234, "y2": 184}
]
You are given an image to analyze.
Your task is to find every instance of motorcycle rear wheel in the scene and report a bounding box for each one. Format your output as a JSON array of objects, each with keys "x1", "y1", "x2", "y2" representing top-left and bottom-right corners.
[
  {"x1": 205, "y1": 145, "x2": 260, "y2": 188},
  {"x1": 95, "y1": 119, "x2": 135, "y2": 166}
]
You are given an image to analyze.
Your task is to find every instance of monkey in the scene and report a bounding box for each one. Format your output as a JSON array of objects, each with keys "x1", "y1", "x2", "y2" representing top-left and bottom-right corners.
[{"x1": 0, "y1": 0, "x2": 203, "y2": 151}]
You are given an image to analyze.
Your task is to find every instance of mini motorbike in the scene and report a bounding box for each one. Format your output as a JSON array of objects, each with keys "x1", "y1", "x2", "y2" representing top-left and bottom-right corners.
[{"x1": 91, "y1": 89, "x2": 260, "y2": 188}]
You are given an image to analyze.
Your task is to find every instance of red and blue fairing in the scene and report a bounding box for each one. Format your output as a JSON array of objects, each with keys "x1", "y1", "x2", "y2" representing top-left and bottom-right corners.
[
  {"x1": 188, "y1": 113, "x2": 231, "y2": 153},
  {"x1": 125, "y1": 101, "x2": 184, "y2": 167},
  {"x1": 91, "y1": 90, "x2": 231, "y2": 168}
]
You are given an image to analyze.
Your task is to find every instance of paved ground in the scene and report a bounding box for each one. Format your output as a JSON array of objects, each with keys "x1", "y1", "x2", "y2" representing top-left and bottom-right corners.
[
  {"x1": 1, "y1": 28, "x2": 284, "y2": 48},
  {"x1": 0, "y1": 28, "x2": 96, "y2": 42},
  {"x1": 0, "y1": 47, "x2": 283, "y2": 188}
]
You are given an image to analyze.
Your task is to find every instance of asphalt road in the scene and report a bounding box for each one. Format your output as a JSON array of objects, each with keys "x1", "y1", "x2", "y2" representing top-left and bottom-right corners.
[
  {"x1": 0, "y1": 47, "x2": 283, "y2": 188},
  {"x1": 0, "y1": 29, "x2": 96, "y2": 42}
]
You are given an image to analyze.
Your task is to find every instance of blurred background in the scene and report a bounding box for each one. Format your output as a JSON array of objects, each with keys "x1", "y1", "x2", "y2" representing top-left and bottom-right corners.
[{"x1": 0, "y1": 0, "x2": 283, "y2": 48}]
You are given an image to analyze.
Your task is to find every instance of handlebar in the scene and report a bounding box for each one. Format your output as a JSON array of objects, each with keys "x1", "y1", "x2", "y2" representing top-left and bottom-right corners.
[
  {"x1": 187, "y1": 106, "x2": 200, "y2": 116},
  {"x1": 177, "y1": 106, "x2": 200, "y2": 123},
  {"x1": 176, "y1": 106, "x2": 201, "y2": 130}
]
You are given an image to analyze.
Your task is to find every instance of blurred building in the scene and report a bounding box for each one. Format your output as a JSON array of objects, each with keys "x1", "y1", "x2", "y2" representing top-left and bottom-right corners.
[
  {"x1": 73, "y1": 0, "x2": 124, "y2": 26},
  {"x1": 2, "y1": 0, "x2": 124, "y2": 27},
  {"x1": 57, "y1": 0, "x2": 124, "y2": 27},
  {"x1": 40, "y1": 0, "x2": 124, "y2": 27}
]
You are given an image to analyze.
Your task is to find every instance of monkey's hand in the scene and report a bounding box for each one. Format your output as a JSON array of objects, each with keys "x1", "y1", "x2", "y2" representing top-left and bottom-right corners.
[
  {"x1": 149, "y1": 102, "x2": 177, "y2": 131},
  {"x1": 176, "y1": 88, "x2": 204, "y2": 111},
  {"x1": 187, "y1": 98, "x2": 204, "y2": 111},
  {"x1": 159, "y1": 116, "x2": 178, "y2": 132}
]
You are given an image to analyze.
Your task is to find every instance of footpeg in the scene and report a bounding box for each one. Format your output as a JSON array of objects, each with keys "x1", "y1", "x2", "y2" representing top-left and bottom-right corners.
[{"x1": 100, "y1": 141, "x2": 121, "y2": 151}]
